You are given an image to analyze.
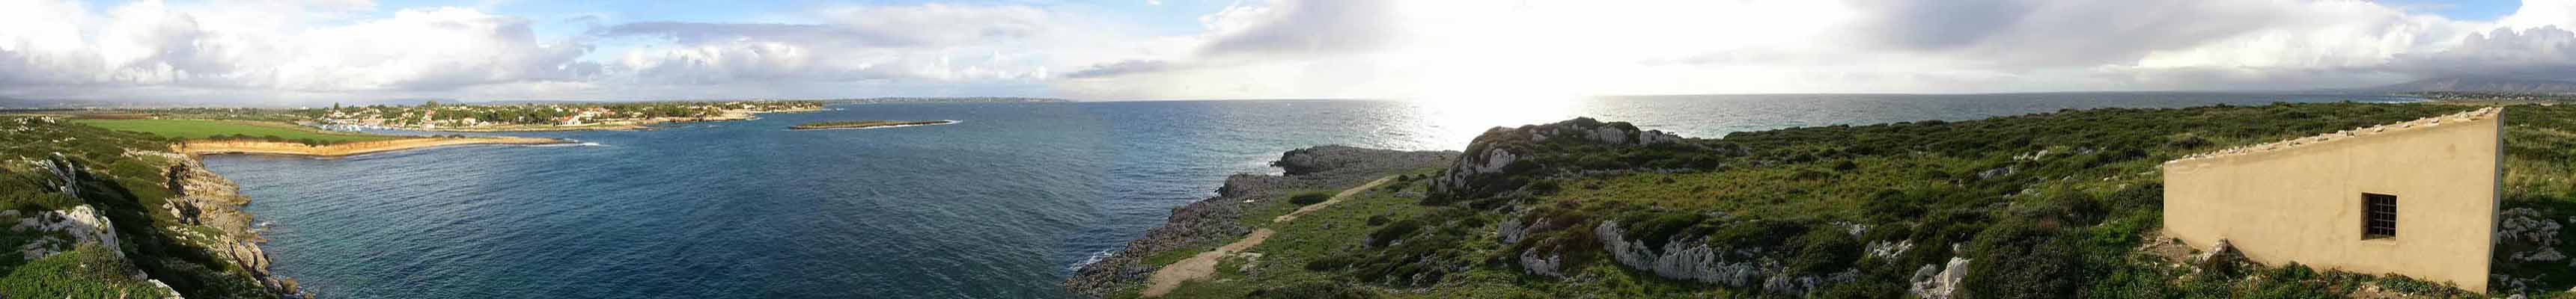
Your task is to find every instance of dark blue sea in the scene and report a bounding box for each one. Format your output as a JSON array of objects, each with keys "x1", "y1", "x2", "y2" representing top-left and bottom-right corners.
[{"x1": 202, "y1": 93, "x2": 2420, "y2": 298}]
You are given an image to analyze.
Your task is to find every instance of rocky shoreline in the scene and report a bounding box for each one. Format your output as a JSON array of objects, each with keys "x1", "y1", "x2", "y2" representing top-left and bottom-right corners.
[
  {"x1": 11, "y1": 150, "x2": 301, "y2": 298},
  {"x1": 1062, "y1": 145, "x2": 1455, "y2": 298},
  {"x1": 163, "y1": 151, "x2": 302, "y2": 297}
]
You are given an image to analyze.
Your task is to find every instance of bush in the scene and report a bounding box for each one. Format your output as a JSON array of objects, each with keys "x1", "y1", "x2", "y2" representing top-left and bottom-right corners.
[
  {"x1": 1289, "y1": 192, "x2": 1332, "y2": 206},
  {"x1": 1248, "y1": 281, "x2": 1378, "y2": 299},
  {"x1": 1368, "y1": 219, "x2": 1423, "y2": 247},
  {"x1": 1786, "y1": 228, "x2": 1863, "y2": 276},
  {"x1": 1959, "y1": 220, "x2": 2089, "y2": 299}
]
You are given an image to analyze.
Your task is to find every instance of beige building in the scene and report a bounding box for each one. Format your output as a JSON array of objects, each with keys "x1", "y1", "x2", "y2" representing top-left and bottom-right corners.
[{"x1": 2162, "y1": 107, "x2": 2502, "y2": 292}]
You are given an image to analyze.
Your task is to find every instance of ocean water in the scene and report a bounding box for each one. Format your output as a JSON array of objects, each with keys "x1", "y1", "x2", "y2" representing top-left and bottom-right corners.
[{"x1": 204, "y1": 92, "x2": 2420, "y2": 298}]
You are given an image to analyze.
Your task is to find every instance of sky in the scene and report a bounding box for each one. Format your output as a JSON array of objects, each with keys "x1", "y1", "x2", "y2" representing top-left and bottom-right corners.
[{"x1": 4, "y1": 0, "x2": 2576, "y2": 105}]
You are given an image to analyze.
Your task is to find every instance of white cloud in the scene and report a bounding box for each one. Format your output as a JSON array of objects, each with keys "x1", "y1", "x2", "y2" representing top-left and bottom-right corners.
[
  {"x1": 1056, "y1": 0, "x2": 2576, "y2": 99},
  {"x1": 0, "y1": 0, "x2": 591, "y2": 102},
  {"x1": 13, "y1": 0, "x2": 2576, "y2": 103}
]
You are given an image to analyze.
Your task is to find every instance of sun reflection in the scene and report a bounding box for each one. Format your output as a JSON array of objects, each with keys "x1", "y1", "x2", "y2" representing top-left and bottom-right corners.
[{"x1": 1407, "y1": 95, "x2": 1583, "y2": 150}]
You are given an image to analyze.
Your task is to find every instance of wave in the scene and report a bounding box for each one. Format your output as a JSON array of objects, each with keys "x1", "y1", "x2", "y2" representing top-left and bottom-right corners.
[
  {"x1": 528, "y1": 141, "x2": 606, "y2": 147},
  {"x1": 1068, "y1": 248, "x2": 1118, "y2": 272},
  {"x1": 790, "y1": 120, "x2": 963, "y2": 131}
]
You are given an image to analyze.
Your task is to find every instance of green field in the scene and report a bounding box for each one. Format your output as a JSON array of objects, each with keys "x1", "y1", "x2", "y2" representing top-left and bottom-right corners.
[{"x1": 69, "y1": 119, "x2": 400, "y2": 144}]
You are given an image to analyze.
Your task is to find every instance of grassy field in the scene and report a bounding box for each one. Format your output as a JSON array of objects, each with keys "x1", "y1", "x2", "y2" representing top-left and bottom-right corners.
[{"x1": 70, "y1": 119, "x2": 401, "y2": 144}]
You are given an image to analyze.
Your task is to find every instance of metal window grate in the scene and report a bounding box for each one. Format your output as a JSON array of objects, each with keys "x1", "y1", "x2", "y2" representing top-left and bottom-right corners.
[{"x1": 2363, "y1": 193, "x2": 2397, "y2": 239}]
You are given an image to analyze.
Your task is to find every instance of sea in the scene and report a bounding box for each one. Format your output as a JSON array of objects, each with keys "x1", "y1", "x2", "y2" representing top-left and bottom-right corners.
[{"x1": 202, "y1": 92, "x2": 2421, "y2": 298}]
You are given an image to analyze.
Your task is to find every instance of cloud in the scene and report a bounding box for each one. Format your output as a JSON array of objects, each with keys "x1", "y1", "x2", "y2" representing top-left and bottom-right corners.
[
  {"x1": 1056, "y1": 0, "x2": 2538, "y2": 99},
  {"x1": 1193, "y1": 0, "x2": 1402, "y2": 59},
  {"x1": 18, "y1": 0, "x2": 2576, "y2": 103},
  {"x1": 2385, "y1": 26, "x2": 2576, "y2": 78},
  {"x1": 0, "y1": 1, "x2": 594, "y2": 99},
  {"x1": 1063, "y1": 60, "x2": 1174, "y2": 78},
  {"x1": 600, "y1": 4, "x2": 1052, "y2": 49},
  {"x1": 597, "y1": 3, "x2": 1076, "y2": 86}
]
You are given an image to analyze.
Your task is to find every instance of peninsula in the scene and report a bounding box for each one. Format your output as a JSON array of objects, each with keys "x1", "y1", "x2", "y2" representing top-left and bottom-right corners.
[{"x1": 790, "y1": 120, "x2": 957, "y2": 130}]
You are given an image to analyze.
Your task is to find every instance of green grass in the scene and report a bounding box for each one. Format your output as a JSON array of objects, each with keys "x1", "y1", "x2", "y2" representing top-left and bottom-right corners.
[
  {"x1": 0, "y1": 246, "x2": 173, "y2": 299},
  {"x1": 70, "y1": 119, "x2": 400, "y2": 144}
]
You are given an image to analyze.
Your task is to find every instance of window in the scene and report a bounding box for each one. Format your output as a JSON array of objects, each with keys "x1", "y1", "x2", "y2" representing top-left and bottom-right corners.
[{"x1": 2363, "y1": 193, "x2": 2397, "y2": 239}]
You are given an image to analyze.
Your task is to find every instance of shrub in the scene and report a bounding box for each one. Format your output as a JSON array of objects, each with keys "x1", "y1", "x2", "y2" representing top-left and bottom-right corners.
[
  {"x1": 1368, "y1": 219, "x2": 1423, "y2": 247},
  {"x1": 1787, "y1": 228, "x2": 1863, "y2": 276},
  {"x1": 1960, "y1": 219, "x2": 2089, "y2": 299},
  {"x1": 1248, "y1": 281, "x2": 1378, "y2": 299},
  {"x1": 1289, "y1": 192, "x2": 1332, "y2": 206}
]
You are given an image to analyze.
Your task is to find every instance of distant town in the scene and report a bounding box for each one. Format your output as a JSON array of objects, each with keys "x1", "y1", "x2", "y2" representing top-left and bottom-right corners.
[{"x1": 305, "y1": 100, "x2": 825, "y2": 132}]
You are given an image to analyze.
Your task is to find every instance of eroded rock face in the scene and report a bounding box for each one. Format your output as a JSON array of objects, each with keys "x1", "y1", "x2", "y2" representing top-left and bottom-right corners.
[{"x1": 1432, "y1": 117, "x2": 1683, "y2": 199}]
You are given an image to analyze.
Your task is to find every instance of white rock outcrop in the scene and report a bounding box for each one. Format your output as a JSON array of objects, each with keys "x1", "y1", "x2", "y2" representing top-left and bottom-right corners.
[
  {"x1": 1909, "y1": 257, "x2": 1970, "y2": 299},
  {"x1": 9, "y1": 206, "x2": 121, "y2": 260},
  {"x1": 1595, "y1": 222, "x2": 1766, "y2": 287}
]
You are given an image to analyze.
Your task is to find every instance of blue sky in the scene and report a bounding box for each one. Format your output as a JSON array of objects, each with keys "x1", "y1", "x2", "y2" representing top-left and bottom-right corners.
[
  {"x1": 2392, "y1": 0, "x2": 2521, "y2": 19},
  {"x1": 10, "y1": 0, "x2": 2576, "y2": 104}
]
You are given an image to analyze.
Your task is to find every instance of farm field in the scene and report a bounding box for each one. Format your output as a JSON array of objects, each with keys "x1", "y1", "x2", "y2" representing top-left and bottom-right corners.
[{"x1": 70, "y1": 119, "x2": 402, "y2": 144}]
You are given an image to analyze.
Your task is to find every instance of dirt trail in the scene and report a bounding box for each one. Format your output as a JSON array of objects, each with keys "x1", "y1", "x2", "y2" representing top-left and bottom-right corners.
[
  {"x1": 1273, "y1": 176, "x2": 1396, "y2": 223},
  {"x1": 1140, "y1": 175, "x2": 1398, "y2": 298}
]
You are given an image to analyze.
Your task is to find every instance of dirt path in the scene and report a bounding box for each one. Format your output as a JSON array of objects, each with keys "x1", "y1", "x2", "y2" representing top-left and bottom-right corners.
[
  {"x1": 1139, "y1": 229, "x2": 1273, "y2": 297},
  {"x1": 1273, "y1": 176, "x2": 1397, "y2": 223},
  {"x1": 1140, "y1": 175, "x2": 1398, "y2": 298}
]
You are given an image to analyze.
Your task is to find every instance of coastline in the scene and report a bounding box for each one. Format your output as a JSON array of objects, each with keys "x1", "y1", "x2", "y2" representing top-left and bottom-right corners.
[
  {"x1": 182, "y1": 136, "x2": 572, "y2": 157},
  {"x1": 1062, "y1": 146, "x2": 1456, "y2": 298},
  {"x1": 389, "y1": 107, "x2": 824, "y2": 132},
  {"x1": 165, "y1": 151, "x2": 303, "y2": 296}
]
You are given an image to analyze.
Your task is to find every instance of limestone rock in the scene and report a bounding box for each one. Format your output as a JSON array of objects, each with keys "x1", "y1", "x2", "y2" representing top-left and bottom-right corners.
[
  {"x1": 1910, "y1": 257, "x2": 1970, "y2": 299},
  {"x1": 2193, "y1": 238, "x2": 2246, "y2": 272},
  {"x1": 1432, "y1": 117, "x2": 1684, "y2": 198},
  {"x1": 1519, "y1": 250, "x2": 1566, "y2": 278},
  {"x1": 10, "y1": 206, "x2": 121, "y2": 260}
]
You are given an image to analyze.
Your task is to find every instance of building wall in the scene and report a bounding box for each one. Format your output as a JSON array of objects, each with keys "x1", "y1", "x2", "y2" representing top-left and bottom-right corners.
[{"x1": 2163, "y1": 111, "x2": 2500, "y2": 292}]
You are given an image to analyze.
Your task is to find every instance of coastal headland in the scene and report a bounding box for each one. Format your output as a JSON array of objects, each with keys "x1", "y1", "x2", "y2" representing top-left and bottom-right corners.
[
  {"x1": 1071, "y1": 103, "x2": 2576, "y2": 298},
  {"x1": 1, "y1": 117, "x2": 303, "y2": 298}
]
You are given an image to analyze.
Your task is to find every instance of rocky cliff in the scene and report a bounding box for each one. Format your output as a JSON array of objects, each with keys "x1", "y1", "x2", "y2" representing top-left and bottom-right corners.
[
  {"x1": 1431, "y1": 117, "x2": 1685, "y2": 200},
  {"x1": 1062, "y1": 145, "x2": 1453, "y2": 298},
  {"x1": 4, "y1": 148, "x2": 299, "y2": 298}
]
